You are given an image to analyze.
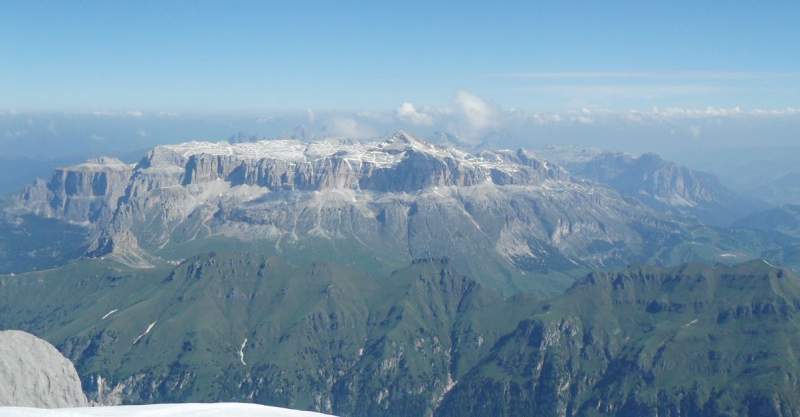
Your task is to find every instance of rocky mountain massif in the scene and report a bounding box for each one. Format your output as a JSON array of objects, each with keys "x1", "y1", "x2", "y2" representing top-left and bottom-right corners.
[
  {"x1": 0, "y1": 330, "x2": 88, "y2": 408},
  {"x1": 535, "y1": 146, "x2": 763, "y2": 226},
  {"x1": 3, "y1": 133, "x2": 800, "y2": 417},
  {"x1": 8, "y1": 133, "x2": 781, "y2": 293}
]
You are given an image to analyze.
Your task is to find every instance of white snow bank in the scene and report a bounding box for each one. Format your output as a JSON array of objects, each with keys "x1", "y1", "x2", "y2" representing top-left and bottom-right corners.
[{"x1": 0, "y1": 403, "x2": 335, "y2": 417}]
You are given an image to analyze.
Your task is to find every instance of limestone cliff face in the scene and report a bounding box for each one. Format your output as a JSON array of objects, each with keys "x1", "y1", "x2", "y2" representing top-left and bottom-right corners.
[
  {"x1": 0, "y1": 330, "x2": 88, "y2": 408},
  {"x1": 15, "y1": 157, "x2": 133, "y2": 224},
  {"x1": 14, "y1": 133, "x2": 680, "y2": 274},
  {"x1": 135, "y1": 132, "x2": 566, "y2": 193}
]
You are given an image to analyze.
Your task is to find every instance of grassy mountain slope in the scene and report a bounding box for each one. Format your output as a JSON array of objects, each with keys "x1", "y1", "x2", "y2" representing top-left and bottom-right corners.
[
  {"x1": 436, "y1": 260, "x2": 800, "y2": 417},
  {"x1": 4, "y1": 238, "x2": 800, "y2": 417},
  {"x1": 0, "y1": 249, "x2": 538, "y2": 416}
]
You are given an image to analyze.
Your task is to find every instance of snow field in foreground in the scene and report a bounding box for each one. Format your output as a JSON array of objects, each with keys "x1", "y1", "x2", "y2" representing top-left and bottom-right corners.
[{"x1": 0, "y1": 403, "x2": 335, "y2": 417}]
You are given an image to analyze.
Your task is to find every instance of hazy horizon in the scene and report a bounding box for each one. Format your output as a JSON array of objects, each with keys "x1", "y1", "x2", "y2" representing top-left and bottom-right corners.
[{"x1": 2, "y1": 2, "x2": 799, "y2": 179}]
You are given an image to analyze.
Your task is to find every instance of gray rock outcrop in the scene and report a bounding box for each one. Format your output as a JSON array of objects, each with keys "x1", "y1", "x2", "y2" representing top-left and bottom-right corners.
[
  {"x1": 15, "y1": 157, "x2": 134, "y2": 224},
  {"x1": 0, "y1": 330, "x2": 88, "y2": 408}
]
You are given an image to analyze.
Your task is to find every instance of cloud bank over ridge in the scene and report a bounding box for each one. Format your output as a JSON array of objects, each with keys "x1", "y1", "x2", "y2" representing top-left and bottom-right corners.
[{"x1": 1, "y1": 90, "x2": 799, "y2": 162}]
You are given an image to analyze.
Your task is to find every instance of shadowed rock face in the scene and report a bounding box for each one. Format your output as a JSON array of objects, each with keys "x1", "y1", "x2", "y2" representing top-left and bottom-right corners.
[
  {"x1": 15, "y1": 157, "x2": 134, "y2": 224},
  {"x1": 0, "y1": 330, "x2": 88, "y2": 408}
]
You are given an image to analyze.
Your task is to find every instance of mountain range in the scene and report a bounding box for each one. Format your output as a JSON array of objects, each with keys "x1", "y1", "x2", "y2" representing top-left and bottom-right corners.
[
  {"x1": 7, "y1": 132, "x2": 787, "y2": 293},
  {"x1": 2, "y1": 133, "x2": 800, "y2": 416},
  {"x1": 534, "y1": 146, "x2": 765, "y2": 226},
  {"x1": 1, "y1": 253, "x2": 798, "y2": 416}
]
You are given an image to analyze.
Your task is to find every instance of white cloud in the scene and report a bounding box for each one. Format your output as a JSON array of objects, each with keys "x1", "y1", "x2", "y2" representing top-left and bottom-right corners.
[
  {"x1": 751, "y1": 107, "x2": 800, "y2": 116},
  {"x1": 489, "y1": 71, "x2": 800, "y2": 81},
  {"x1": 530, "y1": 113, "x2": 563, "y2": 125},
  {"x1": 396, "y1": 102, "x2": 434, "y2": 126},
  {"x1": 453, "y1": 90, "x2": 495, "y2": 131},
  {"x1": 326, "y1": 117, "x2": 376, "y2": 139},
  {"x1": 522, "y1": 106, "x2": 800, "y2": 126},
  {"x1": 618, "y1": 106, "x2": 800, "y2": 122},
  {"x1": 485, "y1": 105, "x2": 800, "y2": 132},
  {"x1": 648, "y1": 106, "x2": 744, "y2": 119}
]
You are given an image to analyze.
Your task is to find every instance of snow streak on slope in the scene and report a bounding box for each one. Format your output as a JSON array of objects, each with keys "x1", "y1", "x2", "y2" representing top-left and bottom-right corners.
[
  {"x1": 239, "y1": 338, "x2": 248, "y2": 366},
  {"x1": 132, "y1": 321, "x2": 157, "y2": 345},
  {"x1": 0, "y1": 403, "x2": 336, "y2": 417},
  {"x1": 101, "y1": 309, "x2": 118, "y2": 320}
]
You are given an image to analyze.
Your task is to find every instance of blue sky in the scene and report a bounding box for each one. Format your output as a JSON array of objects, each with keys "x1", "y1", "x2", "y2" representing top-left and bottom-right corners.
[{"x1": 1, "y1": 1, "x2": 799, "y2": 113}]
